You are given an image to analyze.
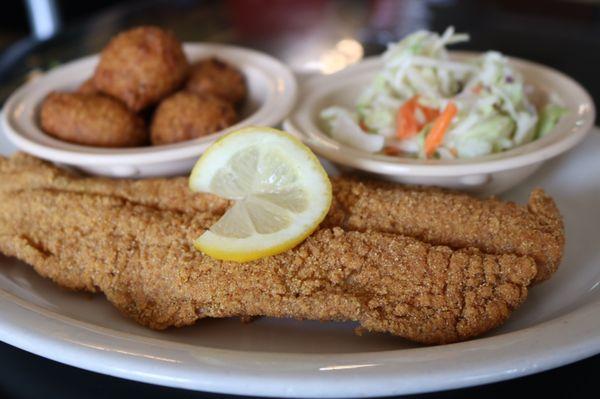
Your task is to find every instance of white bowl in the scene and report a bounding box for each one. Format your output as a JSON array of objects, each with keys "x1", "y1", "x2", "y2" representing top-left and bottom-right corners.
[
  {"x1": 1, "y1": 43, "x2": 297, "y2": 177},
  {"x1": 284, "y1": 53, "x2": 595, "y2": 194}
]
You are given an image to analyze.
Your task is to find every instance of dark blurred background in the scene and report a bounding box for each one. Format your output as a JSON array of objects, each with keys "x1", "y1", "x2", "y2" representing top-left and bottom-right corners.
[{"x1": 1, "y1": 0, "x2": 599, "y2": 118}]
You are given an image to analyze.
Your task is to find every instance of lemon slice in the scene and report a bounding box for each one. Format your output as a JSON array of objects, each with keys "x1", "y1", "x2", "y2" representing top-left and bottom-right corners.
[{"x1": 189, "y1": 127, "x2": 332, "y2": 262}]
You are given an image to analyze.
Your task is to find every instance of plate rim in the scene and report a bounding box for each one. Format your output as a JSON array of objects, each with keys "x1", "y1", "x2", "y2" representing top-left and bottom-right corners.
[{"x1": 0, "y1": 260, "x2": 598, "y2": 397}]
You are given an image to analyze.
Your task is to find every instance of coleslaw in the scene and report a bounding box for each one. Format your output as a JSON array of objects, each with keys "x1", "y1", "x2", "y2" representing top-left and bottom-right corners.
[{"x1": 320, "y1": 27, "x2": 567, "y2": 159}]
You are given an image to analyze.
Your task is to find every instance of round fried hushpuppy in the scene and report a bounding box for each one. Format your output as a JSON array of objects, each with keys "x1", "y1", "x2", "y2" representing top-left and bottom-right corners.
[
  {"x1": 93, "y1": 26, "x2": 189, "y2": 112},
  {"x1": 76, "y1": 78, "x2": 98, "y2": 95},
  {"x1": 40, "y1": 92, "x2": 147, "y2": 147},
  {"x1": 186, "y1": 58, "x2": 247, "y2": 104},
  {"x1": 150, "y1": 91, "x2": 237, "y2": 145}
]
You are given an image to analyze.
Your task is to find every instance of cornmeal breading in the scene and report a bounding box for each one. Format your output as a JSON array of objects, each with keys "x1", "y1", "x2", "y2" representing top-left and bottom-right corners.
[
  {"x1": 0, "y1": 154, "x2": 560, "y2": 344},
  {"x1": 92, "y1": 26, "x2": 189, "y2": 112},
  {"x1": 3, "y1": 154, "x2": 563, "y2": 282},
  {"x1": 327, "y1": 178, "x2": 563, "y2": 283}
]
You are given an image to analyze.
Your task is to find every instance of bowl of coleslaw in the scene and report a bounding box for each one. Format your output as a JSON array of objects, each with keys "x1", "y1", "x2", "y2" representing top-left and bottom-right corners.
[{"x1": 284, "y1": 27, "x2": 595, "y2": 194}]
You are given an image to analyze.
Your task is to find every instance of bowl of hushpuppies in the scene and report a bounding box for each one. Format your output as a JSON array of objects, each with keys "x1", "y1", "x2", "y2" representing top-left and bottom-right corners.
[{"x1": 1, "y1": 26, "x2": 297, "y2": 177}]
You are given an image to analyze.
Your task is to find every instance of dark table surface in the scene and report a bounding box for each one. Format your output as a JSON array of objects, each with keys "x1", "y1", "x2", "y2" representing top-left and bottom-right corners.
[
  {"x1": 0, "y1": 341, "x2": 597, "y2": 399},
  {"x1": 0, "y1": 0, "x2": 598, "y2": 398}
]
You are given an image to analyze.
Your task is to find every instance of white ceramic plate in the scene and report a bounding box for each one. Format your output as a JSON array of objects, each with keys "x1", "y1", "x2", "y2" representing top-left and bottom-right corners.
[
  {"x1": 284, "y1": 53, "x2": 595, "y2": 195},
  {"x1": 0, "y1": 130, "x2": 599, "y2": 398},
  {"x1": 1, "y1": 43, "x2": 297, "y2": 177}
]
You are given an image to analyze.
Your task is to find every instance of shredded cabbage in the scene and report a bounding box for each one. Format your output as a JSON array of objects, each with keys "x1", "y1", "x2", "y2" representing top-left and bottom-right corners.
[
  {"x1": 536, "y1": 104, "x2": 569, "y2": 139},
  {"x1": 320, "y1": 27, "x2": 568, "y2": 159},
  {"x1": 321, "y1": 107, "x2": 385, "y2": 152}
]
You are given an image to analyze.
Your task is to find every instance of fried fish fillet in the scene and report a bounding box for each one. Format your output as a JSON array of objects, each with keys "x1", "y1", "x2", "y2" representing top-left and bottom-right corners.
[
  {"x1": 0, "y1": 154, "x2": 540, "y2": 344},
  {"x1": 328, "y1": 179, "x2": 564, "y2": 283}
]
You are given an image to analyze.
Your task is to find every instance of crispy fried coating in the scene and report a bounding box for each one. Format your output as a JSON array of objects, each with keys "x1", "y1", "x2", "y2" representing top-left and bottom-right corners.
[
  {"x1": 186, "y1": 58, "x2": 247, "y2": 104},
  {"x1": 327, "y1": 178, "x2": 564, "y2": 283},
  {"x1": 39, "y1": 92, "x2": 147, "y2": 147},
  {"x1": 76, "y1": 78, "x2": 98, "y2": 95},
  {"x1": 150, "y1": 91, "x2": 237, "y2": 145},
  {"x1": 3, "y1": 155, "x2": 563, "y2": 283},
  {"x1": 93, "y1": 26, "x2": 189, "y2": 112},
  {"x1": 0, "y1": 154, "x2": 536, "y2": 344}
]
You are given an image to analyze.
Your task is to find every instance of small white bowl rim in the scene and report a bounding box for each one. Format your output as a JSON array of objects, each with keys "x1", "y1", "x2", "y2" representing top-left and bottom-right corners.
[
  {"x1": 285, "y1": 52, "x2": 596, "y2": 177},
  {"x1": 1, "y1": 43, "x2": 298, "y2": 165}
]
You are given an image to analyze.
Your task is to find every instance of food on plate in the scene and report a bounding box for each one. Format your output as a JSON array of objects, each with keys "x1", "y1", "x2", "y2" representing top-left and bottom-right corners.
[
  {"x1": 0, "y1": 153, "x2": 564, "y2": 343},
  {"x1": 320, "y1": 27, "x2": 568, "y2": 159},
  {"x1": 150, "y1": 91, "x2": 237, "y2": 145},
  {"x1": 39, "y1": 92, "x2": 147, "y2": 147},
  {"x1": 0, "y1": 152, "x2": 563, "y2": 279},
  {"x1": 37, "y1": 26, "x2": 251, "y2": 148},
  {"x1": 76, "y1": 78, "x2": 98, "y2": 95},
  {"x1": 92, "y1": 26, "x2": 189, "y2": 112},
  {"x1": 189, "y1": 127, "x2": 332, "y2": 262},
  {"x1": 0, "y1": 154, "x2": 538, "y2": 344},
  {"x1": 186, "y1": 58, "x2": 247, "y2": 105},
  {"x1": 327, "y1": 178, "x2": 564, "y2": 283}
]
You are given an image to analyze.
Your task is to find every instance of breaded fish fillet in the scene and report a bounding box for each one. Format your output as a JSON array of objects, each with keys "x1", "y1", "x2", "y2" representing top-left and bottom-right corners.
[
  {"x1": 2, "y1": 154, "x2": 563, "y2": 282},
  {"x1": 0, "y1": 154, "x2": 539, "y2": 344},
  {"x1": 328, "y1": 179, "x2": 564, "y2": 283}
]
